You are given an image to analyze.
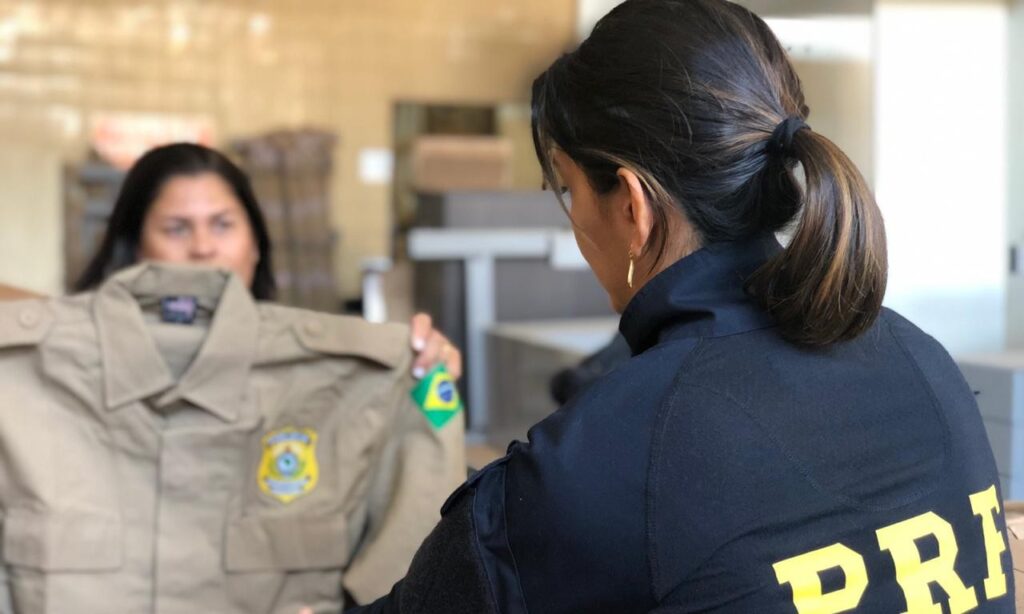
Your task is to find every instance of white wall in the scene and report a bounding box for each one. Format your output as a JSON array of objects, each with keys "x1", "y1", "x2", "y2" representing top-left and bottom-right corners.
[
  {"x1": 875, "y1": 0, "x2": 1010, "y2": 354},
  {"x1": 575, "y1": 0, "x2": 622, "y2": 39},
  {"x1": 765, "y1": 15, "x2": 875, "y2": 186},
  {"x1": 0, "y1": 144, "x2": 62, "y2": 295},
  {"x1": 1007, "y1": 0, "x2": 1024, "y2": 347}
]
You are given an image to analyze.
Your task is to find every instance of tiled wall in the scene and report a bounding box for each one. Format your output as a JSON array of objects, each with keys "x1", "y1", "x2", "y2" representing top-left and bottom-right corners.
[{"x1": 0, "y1": 0, "x2": 576, "y2": 295}]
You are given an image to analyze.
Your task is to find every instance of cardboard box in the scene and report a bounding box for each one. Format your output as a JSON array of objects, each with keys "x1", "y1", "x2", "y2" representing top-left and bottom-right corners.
[
  {"x1": 1004, "y1": 501, "x2": 1024, "y2": 611},
  {"x1": 411, "y1": 136, "x2": 513, "y2": 193}
]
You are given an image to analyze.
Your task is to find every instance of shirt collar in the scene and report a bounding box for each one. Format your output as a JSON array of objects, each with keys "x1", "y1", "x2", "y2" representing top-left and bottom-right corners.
[
  {"x1": 619, "y1": 233, "x2": 782, "y2": 356},
  {"x1": 94, "y1": 262, "x2": 259, "y2": 422}
]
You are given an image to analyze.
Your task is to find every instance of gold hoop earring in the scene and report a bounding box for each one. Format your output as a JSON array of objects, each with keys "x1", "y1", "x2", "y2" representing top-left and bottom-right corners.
[{"x1": 627, "y1": 251, "x2": 635, "y2": 289}]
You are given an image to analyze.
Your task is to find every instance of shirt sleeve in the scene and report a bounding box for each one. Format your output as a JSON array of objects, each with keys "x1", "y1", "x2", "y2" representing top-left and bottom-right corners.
[
  {"x1": 0, "y1": 525, "x2": 14, "y2": 614},
  {"x1": 346, "y1": 353, "x2": 665, "y2": 614},
  {"x1": 347, "y1": 462, "x2": 514, "y2": 614},
  {"x1": 343, "y1": 364, "x2": 466, "y2": 604}
]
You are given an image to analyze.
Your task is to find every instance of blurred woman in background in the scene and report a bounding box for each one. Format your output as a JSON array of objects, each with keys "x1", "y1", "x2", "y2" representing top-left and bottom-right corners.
[{"x1": 39, "y1": 142, "x2": 465, "y2": 611}]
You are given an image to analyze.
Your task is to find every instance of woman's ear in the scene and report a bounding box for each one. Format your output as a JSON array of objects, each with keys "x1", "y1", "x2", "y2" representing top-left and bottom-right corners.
[{"x1": 617, "y1": 167, "x2": 655, "y2": 256}]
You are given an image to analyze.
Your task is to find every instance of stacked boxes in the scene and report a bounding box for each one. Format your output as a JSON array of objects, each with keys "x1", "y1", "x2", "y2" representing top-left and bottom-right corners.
[
  {"x1": 62, "y1": 159, "x2": 125, "y2": 291},
  {"x1": 232, "y1": 130, "x2": 339, "y2": 312}
]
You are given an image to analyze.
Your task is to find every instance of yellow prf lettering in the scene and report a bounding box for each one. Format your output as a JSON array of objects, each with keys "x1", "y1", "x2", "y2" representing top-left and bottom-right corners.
[
  {"x1": 876, "y1": 512, "x2": 978, "y2": 614},
  {"x1": 773, "y1": 543, "x2": 868, "y2": 614},
  {"x1": 968, "y1": 485, "x2": 1008, "y2": 600}
]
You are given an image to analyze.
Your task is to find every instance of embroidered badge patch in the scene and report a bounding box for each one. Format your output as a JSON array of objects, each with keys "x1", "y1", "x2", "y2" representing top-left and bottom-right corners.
[
  {"x1": 258, "y1": 427, "x2": 319, "y2": 504},
  {"x1": 411, "y1": 365, "x2": 463, "y2": 429}
]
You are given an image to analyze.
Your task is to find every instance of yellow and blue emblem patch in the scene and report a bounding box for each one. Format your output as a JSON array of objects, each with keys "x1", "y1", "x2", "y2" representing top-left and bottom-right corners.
[
  {"x1": 411, "y1": 365, "x2": 463, "y2": 429},
  {"x1": 258, "y1": 427, "x2": 319, "y2": 504}
]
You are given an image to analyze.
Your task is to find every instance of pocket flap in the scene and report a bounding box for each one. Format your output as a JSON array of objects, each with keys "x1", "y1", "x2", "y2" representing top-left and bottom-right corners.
[
  {"x1": 225, "y1": 514, "x2": 348, "y2": 572},
  {"x1": 2, "y1": 509, "x2": 121, "y2": 571}
]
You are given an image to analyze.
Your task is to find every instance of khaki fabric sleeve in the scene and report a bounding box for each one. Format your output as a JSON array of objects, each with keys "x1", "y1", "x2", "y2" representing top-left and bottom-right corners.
[
  {"x1": 0, "y1": 519, "x2": 15, "y2": 614},
  {"x1": 343, "y1": 359, "x2": 466, "y2": 604}
]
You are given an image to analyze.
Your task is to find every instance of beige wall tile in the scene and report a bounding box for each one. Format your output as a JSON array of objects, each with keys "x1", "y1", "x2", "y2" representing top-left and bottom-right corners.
[{"x1": 0, "y1": 0, "x2": 576, "y2": 297}]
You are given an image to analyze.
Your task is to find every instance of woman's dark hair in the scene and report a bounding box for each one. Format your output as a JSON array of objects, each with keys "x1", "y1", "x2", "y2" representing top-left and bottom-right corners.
[
  {"x1": 532, "y1": 0, "x2": 887, "y2": 346},
  {"x1": 75, "y1": 143, "x2": 276, "y2": 300}
]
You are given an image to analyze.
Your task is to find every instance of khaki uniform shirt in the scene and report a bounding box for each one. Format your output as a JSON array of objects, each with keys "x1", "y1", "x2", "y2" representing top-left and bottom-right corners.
[{"x1": 0, "y1": 263, "x2": 465, "y2": 614}]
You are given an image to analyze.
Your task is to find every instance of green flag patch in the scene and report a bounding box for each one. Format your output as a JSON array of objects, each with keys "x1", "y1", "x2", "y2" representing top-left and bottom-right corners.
[{"x1": 411, "y1": 365, "x2": 463, "y2": 429}]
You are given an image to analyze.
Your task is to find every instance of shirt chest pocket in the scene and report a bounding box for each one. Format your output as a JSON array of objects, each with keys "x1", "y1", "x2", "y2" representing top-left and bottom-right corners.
[
  {"x1": 2, "y1": 509, "x2": 122, "y2": 572},
  {"x1": 224, "y1": 514, "x2": 349, "y2": 572},
  {"x1": 223, "y1": 514, "x2": 351, "y2": 612},
  {"x1": 2, "y1": 509, "x2": 122, "y2": 614}
]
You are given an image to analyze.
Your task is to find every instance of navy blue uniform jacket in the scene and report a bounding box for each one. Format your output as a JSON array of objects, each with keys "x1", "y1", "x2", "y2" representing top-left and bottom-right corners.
[{"x1": 355, "y1": 235, "x2": 1014, "y2": 613}]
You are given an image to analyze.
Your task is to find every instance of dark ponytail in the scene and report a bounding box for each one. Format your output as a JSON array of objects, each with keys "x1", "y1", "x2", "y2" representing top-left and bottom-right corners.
[
  {"x1": 748, "y1": 129, "x2": 887, "y2": 345},
  {"x1": 531, "y1": 0, "x2": 887, "y2": 346}
]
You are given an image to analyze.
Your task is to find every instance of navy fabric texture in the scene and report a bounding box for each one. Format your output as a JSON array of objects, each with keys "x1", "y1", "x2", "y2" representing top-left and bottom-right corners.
[{"x1": 352, "y1": 235, "x2": 1013, "y2": 613}]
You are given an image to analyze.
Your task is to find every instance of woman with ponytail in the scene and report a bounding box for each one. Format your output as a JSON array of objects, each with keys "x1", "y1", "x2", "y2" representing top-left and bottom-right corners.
[{"x1": 345, "y1": 1, "x2": 1013, "y2": 612}]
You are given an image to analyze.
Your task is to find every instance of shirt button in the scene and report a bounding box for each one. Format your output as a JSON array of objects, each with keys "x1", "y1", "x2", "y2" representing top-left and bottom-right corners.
[
  {"x1": 18, "y1": 309, "x2": 39, "y2": 329},
  {"x1": 304, "y1": 320, "x2": 324, "y2": 336}
]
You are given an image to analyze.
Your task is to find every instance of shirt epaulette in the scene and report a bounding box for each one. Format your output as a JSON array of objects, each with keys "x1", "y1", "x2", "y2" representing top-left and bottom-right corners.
[
  {"x1": 0, "y1": 299, "x2": 53, "y2": 349},
  {"x1": 290, "y1": 311, "x2": 409, "y2": 370}
]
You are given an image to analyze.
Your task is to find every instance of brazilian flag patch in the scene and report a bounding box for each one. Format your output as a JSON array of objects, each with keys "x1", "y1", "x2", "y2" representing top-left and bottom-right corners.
[{"x1": 411, "y1": 365, "x2": 463, "y2": 429}]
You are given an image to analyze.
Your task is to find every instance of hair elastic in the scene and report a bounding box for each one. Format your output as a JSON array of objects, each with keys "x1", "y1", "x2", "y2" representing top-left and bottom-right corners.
[{"x1": 768, "y1": 116, "x2": 809, "y2": 156}]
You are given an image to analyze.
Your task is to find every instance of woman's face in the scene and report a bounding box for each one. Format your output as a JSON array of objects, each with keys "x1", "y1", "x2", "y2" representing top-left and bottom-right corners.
[
  {"x1": 551, "y1": 150, "x2": 636, "y2": 312},
  {"x1": 138, "y1": 173, "x2": 260, "y2": 287}
]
